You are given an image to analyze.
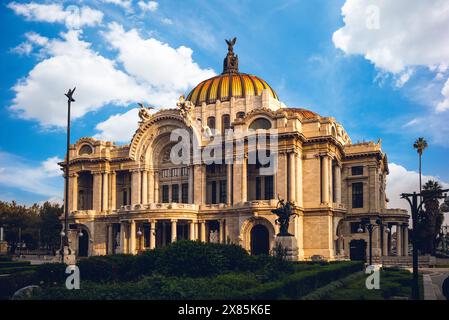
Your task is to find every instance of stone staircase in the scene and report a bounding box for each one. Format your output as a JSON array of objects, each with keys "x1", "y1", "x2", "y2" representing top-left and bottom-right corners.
[{"x1": 372, "y1": 255, "x2": 436, "y2": 267}]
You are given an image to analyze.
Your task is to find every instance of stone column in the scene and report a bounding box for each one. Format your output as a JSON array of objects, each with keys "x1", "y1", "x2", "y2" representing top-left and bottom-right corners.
[
  {"x1": 110, "y1": 171, "x2": 116, "y2": 211},
  {"x1": 194, "y1": 164, "x2": 206, "y2": 204},
  {"x1": 107, "y1": 224, "x2": 113, "y2": 255},
  {"x1": 219, "y1": 219, "x2": 225, "y2": 243},
  {"x1": 241, "y1": 156, "x2": 247, "y2": 203},
  {"x1": 148, "y1": 169, "x2": 154, "y2": 203},
  {"x1": 69, "y1": 173, "x2": 78, "y2": 212},
  {"x1": 189, "y1": 220, "x2": 195, "y2": 240},
  {"x1": 188, "y1": 166, "x2": 194, "y2": 204},
  {"x1": 382, "y1": 226, "x2": 389, "y2": 256},
  {"x1": 120, "y1": 222, "x2": 126, "y2": 254},
  {"x1": 149, "y1": 220, "x2": 156, "y2": 249},
  {"x1": 321, "y1": 155, "x2": 329, "y2": 204},
  {"x1": 226, "y1": 164, "x2": 232, "y2": 205},
  {"x1": 129, "y1": 220, "x2": 136, "y2": 255},
  {"x1": 141, "y1": 170, "x2": 148, "y2": 204},
  {"x1": 335, "y1": 164, "x2": 342, "y2": 203},
  {"x1": 396, "y1": 225, "x2": 402, "y2": 256},
  {"x1": 288, "y1": 152, "x2": 296, "y2": 203},
  {"x1": 102, "y1": 172, "x2": 109, "y2": 212},
  {"x1": 92, "y1": 171, "x2": 102, "y2": 212},
  {"x1": 194, "y1": 222, "x2": 199, "y2": 241},
  {"x1": 403, "y1": 225, "x2": 409, "y2": 256},
  {"x1": 200, "y1": 220, "x2": 206, "y2": 242},
  {"x1": 171, "y1": 219, "x2": 177, "y2": 242},
  {"x1": 154, "y1": 171, "x2": 159, "y2": 203},
  {"x1": 131, "y1": 170, "x2": 141, "y2": 205},
  {"x1": 275, "y1": 153, "x2": 288, "y2": 200},
  {"x1": 295, "y1": 151, "x2": 302, "y2": 207}
]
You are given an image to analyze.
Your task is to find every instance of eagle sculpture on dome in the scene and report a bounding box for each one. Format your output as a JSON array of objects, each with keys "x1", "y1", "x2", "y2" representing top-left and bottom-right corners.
[
  {"x1": 223, "y1": 37, "x2": 238, "y2": 74},
  {"x1": 138, "y1": 102, "x2": 153, "y2": 122}
]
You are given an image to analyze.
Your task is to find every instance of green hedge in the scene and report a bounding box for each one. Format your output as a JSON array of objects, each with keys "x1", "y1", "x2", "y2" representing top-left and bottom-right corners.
[
  {"x1": 0, "y1": 261, "x2": 31, "y2": 269},
  {"x1": 29, "y1": 261, "x2": 363, "y2": 300},
  {"x1": 231, "y1": 261, "x2": 364, "y2": 299}
]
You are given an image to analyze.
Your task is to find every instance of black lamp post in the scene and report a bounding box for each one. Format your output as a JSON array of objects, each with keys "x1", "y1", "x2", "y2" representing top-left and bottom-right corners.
[
  {"x1": 60, "y1": 87, "x2": 76, "y2": 264},
  {"x1": 357, "y1": 217, "x2": 385, "y2": 266},
  {"x1": 401, "y1": 188, "x2": 449, "y2": 300}
]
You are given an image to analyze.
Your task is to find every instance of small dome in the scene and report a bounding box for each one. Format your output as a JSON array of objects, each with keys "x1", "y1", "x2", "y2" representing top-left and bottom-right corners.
[{"x1": 186, "y1": 37, "x2": 279, "y2": 106}]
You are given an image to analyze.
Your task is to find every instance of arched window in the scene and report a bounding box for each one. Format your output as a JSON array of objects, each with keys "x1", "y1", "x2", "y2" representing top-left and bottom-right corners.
[
  {"x1": 221, "y1": 114, "x2": 230, "y2": 135},
  {"x1": 79, "y1": 144, "x2": 93, "y2": 156},
  {"x1": 249, "y1": 118, "x2": 272, "y2": 130},
  {"x1": 207, "y1": 116, "x2": 216, "y2": 130},
  {"x1": 236, "y1": 112, "x2": 245, "y2": 119}
]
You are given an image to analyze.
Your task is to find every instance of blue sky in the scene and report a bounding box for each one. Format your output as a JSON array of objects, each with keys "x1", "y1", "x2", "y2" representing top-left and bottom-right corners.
[{"x1": 0, "y1": 0, "x2": 449, "y2": 211}]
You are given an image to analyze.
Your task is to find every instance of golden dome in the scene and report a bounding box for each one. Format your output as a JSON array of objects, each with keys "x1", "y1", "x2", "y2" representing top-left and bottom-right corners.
[
  {"x1": 186, "y1": 37, "x2": 279, "y2": 106},
  {"x1": 186, "y1": 73, "x2": 279, "y2": 106}
]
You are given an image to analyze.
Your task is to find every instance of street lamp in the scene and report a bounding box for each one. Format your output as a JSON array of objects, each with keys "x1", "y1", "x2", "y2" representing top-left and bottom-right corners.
[
  {"x1": 357, "y1": 217, "x2": 385, "y2": 266},
  {"x1": 401, "y1": 188, "x2": 449, "y2": 300},
  {"x1": 61, "y1": 87, "x2": 76, "y2": 264}
]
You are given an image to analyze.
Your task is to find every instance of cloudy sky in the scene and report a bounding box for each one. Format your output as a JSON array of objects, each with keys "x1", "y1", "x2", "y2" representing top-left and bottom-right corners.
[{"x1": 0, "y1": 0, "x2": 448, "y2": 219}]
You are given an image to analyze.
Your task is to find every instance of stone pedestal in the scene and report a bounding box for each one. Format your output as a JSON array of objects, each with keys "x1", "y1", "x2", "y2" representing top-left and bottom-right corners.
[
  {"x1": 54, "y1": 246, "x2": 76, "y2": 265},
  {"x1": 0, "y1": 241, "x2": 8, "y2": 255},
  {"x1": 274, "y1": 236, "x2": 298, "y2": 261}
]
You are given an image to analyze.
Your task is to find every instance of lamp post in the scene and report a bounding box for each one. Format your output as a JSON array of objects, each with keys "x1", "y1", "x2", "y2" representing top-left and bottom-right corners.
[
  {"x1": 357, "y1": 217, "x2": 384, "y2": 266},
  {"x1": 401, "y1": 188, "x2": 449, "y2": 300},
  {"x1": 61, "y1": 87, "x2": 76, "y2": 264}
]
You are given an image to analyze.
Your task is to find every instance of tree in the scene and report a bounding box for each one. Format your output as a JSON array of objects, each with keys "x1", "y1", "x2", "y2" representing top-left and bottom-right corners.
[
  {"x1": 414, "y1": 180, "x2": 445, "y2": 255},
  {"x1": 413, "y1": 137, "x2": 428, "y2": 193},
  {"x1": 39, "y1": 201, "x2": 63, "y2": 251}
]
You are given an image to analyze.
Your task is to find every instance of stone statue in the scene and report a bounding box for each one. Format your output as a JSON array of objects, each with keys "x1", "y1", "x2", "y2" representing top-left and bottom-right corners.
[
  {"x1": 176, "y1": 95, "x2": 194, "y2": 120},
  {"x1": 223, "y1": 37, "x2": 238, "y2": 74},
  {"x1": 271, "y1": 196, "x2": 296, "y2": 236},
  {"x1": 138, "y1": 102, "x2": 153, "y2": 122}
]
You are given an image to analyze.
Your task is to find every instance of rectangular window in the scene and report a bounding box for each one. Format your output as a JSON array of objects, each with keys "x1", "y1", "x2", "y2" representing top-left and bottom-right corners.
[
  {"x1": 350, "y1": 222, "x2": 364, "y2": 234},
  {"x1": 351, "y1": 166, "x2": 364, "y2": 176},
  {"x1": 162, "y1": 185, "x2": 169, "y2": 203},
  {"x1": 172, "y1": 184, "x2": 179, "y2": 203},
  {"x1": 219, "y1": 180, "x2": 227, "y2": 203},
  {"x1": 181, "y1": 183, "x2": 188, "y2": 203},
  {"x1": 264, "y1": 176, "x2": 274, "y2": 200},
  {"x1": 256, "y1": 177, "x2": 261, "y2": 200},
  {"x1": 211, "y1": 181, "x2": 217, "y2": 204},
  {"x1": 352, "y1": 182, "x2": 364, "y2": 208}
]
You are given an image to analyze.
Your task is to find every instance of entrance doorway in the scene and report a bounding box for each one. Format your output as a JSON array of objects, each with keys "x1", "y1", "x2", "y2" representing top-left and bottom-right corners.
[
  {"x1": 349, "y1": 239, "x2": 367, "y2": 261},
  {"x1": 250, "y1": 224, "x2": 270, "y2": 255},
  {"x1": 78, "y1": 229, "x2": 89, "y2": 257}
]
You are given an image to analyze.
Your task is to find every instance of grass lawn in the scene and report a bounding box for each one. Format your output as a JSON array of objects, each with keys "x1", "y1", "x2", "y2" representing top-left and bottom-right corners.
[{"x1": 313, "y1": 268, "x2": 425, "y2": 300}]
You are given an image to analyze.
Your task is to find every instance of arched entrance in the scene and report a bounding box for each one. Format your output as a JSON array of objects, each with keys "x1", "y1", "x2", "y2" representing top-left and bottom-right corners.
[
  {"x1": 250, "y1": 224, "x2": 270, "y2": 255},
  {"x1": 349, "y1": 239, "x2": 366, "y2": 261},
  {"x1": 78, "y1": 230, "x2": 89, "y2": 257}
]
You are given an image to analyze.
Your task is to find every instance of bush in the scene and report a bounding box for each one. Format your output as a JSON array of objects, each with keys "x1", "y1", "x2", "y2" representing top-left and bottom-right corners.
[
  {"x1": 34, "y1": 263, "x2": 67, "y2": 287},
  {"x1": 0, "y1": 270, "x2": 37, "y2": 299},
  {"x1": 0, "y1": 261, "x2": 31, "y2": 269},
  {"x1": 0, "y1": 256, "x2": 13, "y2": 262}
]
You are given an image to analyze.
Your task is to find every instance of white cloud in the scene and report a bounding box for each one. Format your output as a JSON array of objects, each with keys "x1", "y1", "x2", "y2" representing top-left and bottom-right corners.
[
  {"x1": 7, "y1": 2, "x2": 103, "y2": 29},
  {"x1": 100, "y1": 0, "x2": 133, "y2": 9},
  {"x1": 10, "y1": 30, "x2": 150, "y2": 127},
  {"x1": 89, "y1": 23, "x2": 216, "y2": 143},
  {"x1": 333, "y1": 0, "x2": 449, "y2": 111},
  {"x1": 11, "y1": 42, "x2": 33, "y2": 55},
  {"x1": 138, "y1": 1, "x2": 158, "y2": 12},
  {"x1": 161, "y1": 17, "x2": 173, "y2": 25},
  {"x1": 0, "y1": 152, "x2": 63, "y2": 198},
  {"x1": 94, "y1": 108, "x2": 140, "y2": 143},
  {"x1": 387, "y1": 163, "x2": 449, "y2": 220},
  {"x1": 104, "y1": 22, "x2": 215, "y2": 105}
]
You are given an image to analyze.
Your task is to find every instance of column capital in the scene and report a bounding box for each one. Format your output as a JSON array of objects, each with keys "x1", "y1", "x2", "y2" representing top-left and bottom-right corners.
[
  {"x1": 170, "y1": 219, "x2": 178, "y2": 223},
  {"x1": 69, "y1": 172, "x2": 79, "y2": 178},
  {"x1": 91, "y1": 170, "x2": 104, "y2": 175}
]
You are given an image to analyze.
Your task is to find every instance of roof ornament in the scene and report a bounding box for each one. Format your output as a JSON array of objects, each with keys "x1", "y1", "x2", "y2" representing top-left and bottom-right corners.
[
  {"x1": 138, "y1": 102, "x2": 154, "y2": 122},
  {"x1": 223, "y1": 37, "x2": 238, "y2": 74},
  {"x1": 177, "y1": 95, "x2": 194, "y2": 120}
]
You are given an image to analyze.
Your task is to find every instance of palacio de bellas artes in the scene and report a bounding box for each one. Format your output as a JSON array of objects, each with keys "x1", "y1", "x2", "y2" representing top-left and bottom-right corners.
[
  {"x1": 3, "y1": 0, "x2": 449, "y2": 306},
  {"x1": 62, "y1": 39, "x2": 409, "y2": 262}
]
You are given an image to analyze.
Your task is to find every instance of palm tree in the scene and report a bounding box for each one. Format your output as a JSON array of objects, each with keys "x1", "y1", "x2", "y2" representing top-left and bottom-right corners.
[{"x1": 413, "y1": 137, "x2": 428, "y2": 193}]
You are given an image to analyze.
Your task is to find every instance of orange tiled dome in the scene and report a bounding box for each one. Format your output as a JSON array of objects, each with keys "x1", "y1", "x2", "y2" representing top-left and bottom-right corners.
[{"x1": 186, "y1": 73, "x2": 279, "y2": 106}]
